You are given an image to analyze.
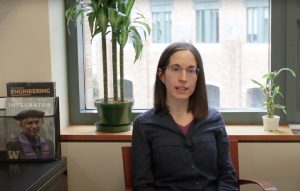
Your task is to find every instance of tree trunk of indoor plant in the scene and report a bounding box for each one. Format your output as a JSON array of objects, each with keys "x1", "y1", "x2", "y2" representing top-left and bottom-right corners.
[{"x1": 66, "y1": 0, "x2": 150, "y2": 133}]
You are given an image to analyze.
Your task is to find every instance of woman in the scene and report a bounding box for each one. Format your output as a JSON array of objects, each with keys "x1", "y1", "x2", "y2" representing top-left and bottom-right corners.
[{"x1": 132, "y1": 42, "x2": 238, "y2": 191}]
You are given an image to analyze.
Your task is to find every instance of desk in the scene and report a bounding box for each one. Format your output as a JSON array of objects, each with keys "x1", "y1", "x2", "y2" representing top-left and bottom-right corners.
[{"x1": 0, "y1": 157, "x2": 67, "y2": 191}]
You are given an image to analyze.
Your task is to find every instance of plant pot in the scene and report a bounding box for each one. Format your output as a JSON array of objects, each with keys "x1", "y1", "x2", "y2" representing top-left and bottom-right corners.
[
  {"x1": 262, "y1": 115, "x2": 280, "y2": 131},
  {"x1": 94, "y1": 98, "x2": 134, "y2": 132}
]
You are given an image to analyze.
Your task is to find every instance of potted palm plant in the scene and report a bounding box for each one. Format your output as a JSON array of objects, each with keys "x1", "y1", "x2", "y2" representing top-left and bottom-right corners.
[
  {"x1": 251, "y1": 68, "x2": 296, "y2": 131},
  {"x1": 66, "y1": 0, "x2": 150, "y2": 132}
]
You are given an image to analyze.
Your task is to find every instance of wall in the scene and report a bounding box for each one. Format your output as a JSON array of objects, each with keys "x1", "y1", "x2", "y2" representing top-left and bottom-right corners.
[
  {"x1": 1, "y1": 1, "x2": 300, "y2": 191},
  {"x1": 48, "y1": 0, "x2": 68, "y2": 128},
  {"x1": 0, "y1": 0, "x2": 51, "y2": 88},
  {"x1": 240, "y1": 143, "x2": 300, "y2": 191},
  {"x1": 0, "y1": 0, "x2": 68, "y2": 128},
  {"x1": 62, "y1": 142, "x2": 131, "y2": 191},
  {"x1": 62, "y1": 141, "x2": 300, "y2": 191}
]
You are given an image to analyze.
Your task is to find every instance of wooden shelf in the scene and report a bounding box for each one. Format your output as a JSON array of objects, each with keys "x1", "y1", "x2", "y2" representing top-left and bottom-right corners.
[
  {"x1": 226, "y1": 125, "x2": 300, "y2": 142},
  {"x1": 60, "y1": 125, "x2": 300, "y2": 142}
]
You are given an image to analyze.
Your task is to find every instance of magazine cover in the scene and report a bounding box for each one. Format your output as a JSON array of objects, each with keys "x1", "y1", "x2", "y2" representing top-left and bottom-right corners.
[
  {"x1": 6, "y1": 97, "x2": 55, "y2": 116},
  {"x1": 6, "y1": 82, "x2": 56, "y2": 97},
  {"x1": 0, "y1": 97, "x2": 60, "y2": 161},
  {"x1": 5, "y1": 110, "x2": 56, "y2": 160}
]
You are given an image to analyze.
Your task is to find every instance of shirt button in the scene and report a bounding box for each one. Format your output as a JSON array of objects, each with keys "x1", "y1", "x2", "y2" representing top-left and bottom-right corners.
[
  {"x1": 191, "y1": 165, "x2": 195, "y2": 168},
  {"x1": 196, "y1": 182, "x2": 200, "y2": 185}
]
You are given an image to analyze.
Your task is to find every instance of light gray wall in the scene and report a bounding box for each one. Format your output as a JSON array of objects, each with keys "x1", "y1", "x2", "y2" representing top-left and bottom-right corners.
[
  {"x1": 48, "y1": 0, "x2": 69, "y2": 128},
  {"x1": 0, "y1": 0, "x2": 69, "y2": 128},
  {"x1": 0, "y1": 0, "x2": 52, "y2": 90}
]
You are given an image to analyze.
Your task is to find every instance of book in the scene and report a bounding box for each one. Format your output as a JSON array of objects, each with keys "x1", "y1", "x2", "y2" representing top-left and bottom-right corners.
[
  {"x1": 291, "y1": 129, "x2": 300, "y2": 134},
  {"x1": 289, "y1": 124, "x2": 300, "y2": 135},
  {"x1": 0, "y1": 97, "x2": 6, "y2": 109},
  {"x1": 6, "y1": 82, "x2": 56, "y2": 97},
  {"x1": 0, "y1": 110, "x2": 6, "y2": 152},
  {"x1": 5, "y1": 97, "x2": 56, "y2": 116},
  {"x1": 0, "y1": 98, "x2": 7, "y2": 152}
]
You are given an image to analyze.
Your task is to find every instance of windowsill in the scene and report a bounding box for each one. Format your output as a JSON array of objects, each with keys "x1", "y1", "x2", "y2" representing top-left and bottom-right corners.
[{"x1": 60, "y1": 125, "x2": 300, "y2": 142}]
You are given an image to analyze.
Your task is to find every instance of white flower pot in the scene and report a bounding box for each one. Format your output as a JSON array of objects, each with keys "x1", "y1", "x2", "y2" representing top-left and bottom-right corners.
[{"x1": 262, "y1": 115, "x2": 280, "y2": 131}]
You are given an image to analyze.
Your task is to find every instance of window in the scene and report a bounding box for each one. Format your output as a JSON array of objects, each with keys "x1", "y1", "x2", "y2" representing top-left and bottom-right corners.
[
  {"x1": 65, "y1": 0, "x2": 299, "y2": 124},
  {"x1": 194, "y1": 0, "x2": 220, "y2": 43},
  {"x1": 150, "y1": 0, "x2": 173, "y2": 43},
  {"x1": 246, "y1": 0, "x2": 269, "y2": 43},
  {"x1": 246, "y1": 88, "x2": 264, "y2": 108},
  {"x1": 120, "y1": 79, "x2": 133, "y2": 99},
  {"x1": 206, "y1": 84, "x2": 220, "y2": 109}
]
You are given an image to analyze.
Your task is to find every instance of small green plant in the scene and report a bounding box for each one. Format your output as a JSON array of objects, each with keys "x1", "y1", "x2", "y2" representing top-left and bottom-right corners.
[{"x1": 251, "y1": 68, "x2": 296, "y2": 118}]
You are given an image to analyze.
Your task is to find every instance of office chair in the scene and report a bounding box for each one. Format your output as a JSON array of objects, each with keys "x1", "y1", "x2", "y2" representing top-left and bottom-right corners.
[{"x1": 121, "y1": 139, "x2": 278, "y2": 191}]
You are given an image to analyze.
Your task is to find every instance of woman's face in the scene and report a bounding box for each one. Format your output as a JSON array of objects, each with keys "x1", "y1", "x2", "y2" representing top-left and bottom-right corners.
[{"x1": 159, "y1": 50, "x2": 198, "y2": 104}]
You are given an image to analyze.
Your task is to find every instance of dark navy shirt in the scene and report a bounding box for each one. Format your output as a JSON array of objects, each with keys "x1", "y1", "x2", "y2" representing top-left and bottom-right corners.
[{"x1": 132, "y1": 108, "x2": 239, "y2": 191}]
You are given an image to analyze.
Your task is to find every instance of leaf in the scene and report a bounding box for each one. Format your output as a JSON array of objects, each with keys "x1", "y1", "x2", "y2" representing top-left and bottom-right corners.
[
  {"x1": 134, "y1": 20, "x2": 151, "y2": 35},
  {"x1": 124, "y1": 0, "x2": 135, "y2": 15},
  {"x1": 88, "y1": 12, "x2": 96, "y2": 36},
  {"x1": 251, "y1": 79, "x2": 264, "y2": 89},
  {"x1": 118, "y1": 28, "x2": 129, "y2": 48},
  {"x1": 130, "y1": 28, "x2": 143, "y2": 62},
  {"x1": 108, "y1": 7, "x2": 121, "y2": 30},
  {"x1": 98, "y1": 7, "x2": 109, "y2": 34},
  {"x1": 276, "y1": 68, "x2": 296, "y2": 77}
]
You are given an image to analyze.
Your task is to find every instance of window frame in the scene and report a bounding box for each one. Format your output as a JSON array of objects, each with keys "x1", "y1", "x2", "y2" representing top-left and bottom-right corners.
[
  {"x1": 150, "y1": 0, "x2": 173, "y2": 43},
  {"x1": 151, "y1": 11, "x2": 172, "y2": 43},
  {"x1": 246, "y1": 2, "x2": 269, "y2": 43},
  {"x1": 65, "y1": 0, "x2": 298, "y2": 125},
  {"x1": 194, "y1": 0, "x2": 220, "y2": 43}
]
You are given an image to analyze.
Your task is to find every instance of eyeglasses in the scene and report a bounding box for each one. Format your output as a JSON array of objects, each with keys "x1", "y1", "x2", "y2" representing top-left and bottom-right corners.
[{"x1": 163, "y1": 65, "x2": 200, "y2": 76}]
